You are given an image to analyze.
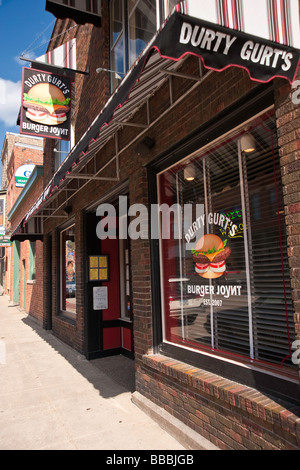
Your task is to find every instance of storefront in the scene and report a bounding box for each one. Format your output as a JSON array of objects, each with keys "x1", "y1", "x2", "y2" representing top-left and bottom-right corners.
[{"x1": 12, "y1": 0, "x2": 300, "y2": 449}]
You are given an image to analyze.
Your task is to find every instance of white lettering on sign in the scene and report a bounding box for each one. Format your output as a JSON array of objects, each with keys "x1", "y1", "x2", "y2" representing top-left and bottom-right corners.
[
  {"x1": 179, "y1": 22, "x2": 237, "y2": 55},
  {"x1": 240, "y1": 40, "x2": 293, "y2": 71},
  {"x1": 179, "y1": 21, "x2": 293, "y2": 72}
]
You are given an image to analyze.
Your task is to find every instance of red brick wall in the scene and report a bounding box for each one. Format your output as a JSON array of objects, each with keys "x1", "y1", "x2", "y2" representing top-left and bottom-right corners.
[
  {"x1": 6, "y1": 146, "x2": 43, "y2": 214},
  {"x1": 9, "y1": 175, "x2": 44, "y2": 322},
  {"x1": 274, "y1": 72, "x2": 300, "y2": 379}
]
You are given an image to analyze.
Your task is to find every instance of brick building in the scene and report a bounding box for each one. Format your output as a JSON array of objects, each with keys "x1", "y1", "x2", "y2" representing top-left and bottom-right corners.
[
  {"x1": 1, "y1": 133, "x2": 43, "y2": 317},
  {"x1": 11, "y1": 1, "x2": 300, "y2": 449}
]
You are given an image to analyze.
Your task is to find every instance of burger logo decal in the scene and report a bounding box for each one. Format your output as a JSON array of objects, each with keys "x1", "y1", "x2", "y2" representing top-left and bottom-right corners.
[
  {"x1": 192, "y1": 234, "x2": 230, "y2": 279},
  {"x1": 185, "y1": 211, "x2": 237, "y2": 280},
  {"x1": 23, "y1": 83, "x2": 70, "y2": 126},
  {"x1": 20, "y1": 67, "x2": 71, "y2": 141}
]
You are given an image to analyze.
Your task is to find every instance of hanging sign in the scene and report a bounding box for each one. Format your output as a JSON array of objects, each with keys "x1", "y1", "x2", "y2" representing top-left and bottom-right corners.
[
  {"x1": 20, "y1": 67, "x2": 71, "y2": 141},
  {"x1": 15, "y1": 164, "x2": 35, "y2": 187}
]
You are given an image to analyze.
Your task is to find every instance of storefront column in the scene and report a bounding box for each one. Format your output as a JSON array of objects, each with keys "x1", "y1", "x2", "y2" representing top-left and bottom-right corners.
[
  {"x1": 43, "y1": 233, "x2": 52, "y2": 330},
  {"x1": 274, "y1": 72, "x2": 300, "y2": 378},
  {"x1": 129, "y1": 168, "x2": 153, "y2": 362},
  {"x1": 75, "y1": 210, "x2": 85, "y2": 352}
]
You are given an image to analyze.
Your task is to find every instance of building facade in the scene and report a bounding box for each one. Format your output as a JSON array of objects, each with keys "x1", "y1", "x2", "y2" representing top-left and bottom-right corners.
[
  {"x1": 1, "y1": 133, "x2": 43, "y2": 318},
  {"x1": 12, "y1": 0, "x2": 300, "y2": 450}
]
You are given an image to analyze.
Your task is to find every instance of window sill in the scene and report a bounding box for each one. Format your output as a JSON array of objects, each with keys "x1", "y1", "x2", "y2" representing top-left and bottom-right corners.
[
  {"x1": 119, "y1": 317, "x2": 132, "y2": 324},
  {"x1": 157, "y1": 342, "x2": 300, "y2": 404},
  {"x1": 57, "y1": 311, "x2": 76, "y2": 325}
]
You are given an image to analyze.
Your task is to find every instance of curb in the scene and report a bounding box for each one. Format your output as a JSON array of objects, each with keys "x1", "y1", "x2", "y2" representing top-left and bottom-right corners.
[{"x1": 131, "y1": 391, "x2": 220, "y2": 451}]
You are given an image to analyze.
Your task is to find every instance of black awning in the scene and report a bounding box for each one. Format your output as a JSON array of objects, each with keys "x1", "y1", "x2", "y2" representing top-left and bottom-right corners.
[
  {"x1": 45, "y1": 0, "x2": 101, "y2": 26},
  {"x1": 19, "y1": 1, "x2": 300, "y2": 234},
  {"x1": 11, "y1": 233, "x2": 44, "y2": 242},
  {"x1": 11, "y1": 217, "x2": 43, "y2": 242},
  {"x1": 155, "y1": 12, "x2": 300, "y2": 84}
]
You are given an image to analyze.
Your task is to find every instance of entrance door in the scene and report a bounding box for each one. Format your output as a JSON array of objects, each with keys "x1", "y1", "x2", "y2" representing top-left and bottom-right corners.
[
  {"x1": 13, "y1": 241, "x2": 20, "y2": 304},
  {"x1": 84, "y1": 203, "x2": 134, "y2": 359}
]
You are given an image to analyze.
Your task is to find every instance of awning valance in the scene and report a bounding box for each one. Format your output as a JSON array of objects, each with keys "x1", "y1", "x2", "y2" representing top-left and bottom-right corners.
[
  {"x1": 16, "y1": 0, "x2": 300, "y2": 239},
  {"x1": 157, "y1": 4, "x2": 300, "y2": 83}
]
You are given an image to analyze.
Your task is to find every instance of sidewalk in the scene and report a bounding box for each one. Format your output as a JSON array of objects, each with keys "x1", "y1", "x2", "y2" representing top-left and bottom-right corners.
[{"x1": 0, "y1": 295, "x2": 187, "y2": 451}]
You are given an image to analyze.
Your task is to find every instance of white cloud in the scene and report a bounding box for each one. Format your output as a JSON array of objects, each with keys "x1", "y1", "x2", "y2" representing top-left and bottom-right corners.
[{"x1": 0, "y1": 78, "x2": 22, "y2": 127}]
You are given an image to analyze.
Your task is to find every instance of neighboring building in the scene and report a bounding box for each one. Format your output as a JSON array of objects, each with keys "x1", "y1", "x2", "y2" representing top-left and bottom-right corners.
[
  {"x1": 12, "y1": 0, "x2": 300, "y2": 450},
  {"x1": 0, "y1": 188, "x2": 7, "y2": 292},
  {"x1": 1, "y1": 133, "x2": 43, "y2": 311},
  {"x1": 7, "y1": 166, "x2": 44, "y2": 321}
]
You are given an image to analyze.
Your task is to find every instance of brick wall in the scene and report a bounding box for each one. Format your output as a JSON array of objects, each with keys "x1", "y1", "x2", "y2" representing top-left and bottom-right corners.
[
  {"x1": 9, "y1": 169, "x2": 44, "y2": 322},
  {"x1": 136, "y1": 355, "x2": 300, "y2": 450},
  {"x1": 274, "y1": 72, "x2": 300, "y2": 380}
]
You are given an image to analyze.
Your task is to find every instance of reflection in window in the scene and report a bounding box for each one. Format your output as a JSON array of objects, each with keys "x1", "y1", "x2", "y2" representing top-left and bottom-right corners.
[
  {"x1": 0, "y1": 200, "x2": 3, "y2": 226},
  {"x1": 158, "y1": 112, "x2": 295, "y2": 369},
  {"x1": 111, "y1": 0, "x2": 180, "y2": 91},
  {"x1": 128, "y1": 0, "x2": 157, "y2": 65},
  {"x1": 61, "y1": 225, "x2": 76, "y2": 314},
  {"x1": 54, "y1": 138, "x2": 71, "y2": 171},
  {"x1": 29, "y1": 241, "x2": 36, "y2": 281}
]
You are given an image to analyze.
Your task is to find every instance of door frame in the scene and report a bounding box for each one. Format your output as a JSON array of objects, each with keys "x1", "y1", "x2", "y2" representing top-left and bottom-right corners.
[
  {"x1": 13, "y1": 241, "x2": 20, "y2": 304},
  {"x1": 83, "y1": 181, "x2": 134, "y2": 360}
]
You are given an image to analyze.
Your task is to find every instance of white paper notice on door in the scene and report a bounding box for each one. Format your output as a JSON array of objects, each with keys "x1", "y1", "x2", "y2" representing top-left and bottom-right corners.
[{"x1": 93, "y1": 286, "x2": 108, "y2": 310}]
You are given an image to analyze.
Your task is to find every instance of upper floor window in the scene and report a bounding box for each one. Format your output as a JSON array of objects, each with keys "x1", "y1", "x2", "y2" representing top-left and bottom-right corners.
[
  {"x1": 54, "y1": 139, "x2": 71, "y2": 172},
  {"x1": 62, "y1": 0, "x2": 100, "y2": 13},
  {"x1": 29, "y1": 241, "x2": 36, "y2": 281},
  {"x1": 110, "y1": 0, "x2": 179, "y2": 90},
  {"x1": 0, "y1": 200, "x2": 4, "y2": 227}
]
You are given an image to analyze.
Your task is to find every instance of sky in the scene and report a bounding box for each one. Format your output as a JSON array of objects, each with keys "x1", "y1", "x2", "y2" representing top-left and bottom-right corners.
[{"x1": 0, "y1": 0, "x2": 56, "y2": 187}]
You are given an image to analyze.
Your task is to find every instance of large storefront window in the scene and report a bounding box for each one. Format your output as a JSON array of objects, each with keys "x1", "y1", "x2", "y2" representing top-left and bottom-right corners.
[
  {"x1": 158, "y1": 111, "x2": 295, "y2": 371},
  {"x1": 60, "y1": 225, "x2": 76, "y2": 315}
]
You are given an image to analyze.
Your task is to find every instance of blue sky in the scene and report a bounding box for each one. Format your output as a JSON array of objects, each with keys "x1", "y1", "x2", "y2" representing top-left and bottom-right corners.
[{"x1": 0, "y1": 0, "x2": 55, "y2": 187}]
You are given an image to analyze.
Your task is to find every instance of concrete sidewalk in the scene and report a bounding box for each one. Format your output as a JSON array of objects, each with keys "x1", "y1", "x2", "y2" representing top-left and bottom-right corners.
[{"x1": 0, "y1": 295, "x2": 187, "y2": 450}]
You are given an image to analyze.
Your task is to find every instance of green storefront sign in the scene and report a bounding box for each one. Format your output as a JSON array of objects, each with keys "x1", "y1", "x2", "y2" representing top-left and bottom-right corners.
[{"x1": 0, "y1": 236, "x2": 12, "y2": 247}]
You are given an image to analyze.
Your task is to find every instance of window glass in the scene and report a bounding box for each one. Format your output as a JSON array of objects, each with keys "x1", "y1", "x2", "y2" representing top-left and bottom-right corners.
[
  {"x1": 0, "y1": 200, "x2": 3, "y2": 226},
  {"x1": 61, "y1": 225, "x2": 76, "y2": 314},
  {"x1": 128, "y1": 0, "x2": 157, "y2": 64},
  {"x1": 111, "y1": 0, "x2": 124, "y2": 44},
  {"x1": 164, "y1": 0, "x2": 179, "y2": 17},
  {"x1": 158, "y1": 111, "x2": 295, "y2": 369},
  {"x1": 119, "y1": 237, "x2": 132, "y2": 320},
  {"x1": 54, "y1": 139, "x2": 70, "y2": 171},
  {"x1": 29, "y1": 241, "x2": 36, "y2": 281}
]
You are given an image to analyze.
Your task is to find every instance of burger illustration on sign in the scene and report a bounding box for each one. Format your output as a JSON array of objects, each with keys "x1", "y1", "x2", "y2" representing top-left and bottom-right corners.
[
  {"x1": 192, "y1": 234, "x2": 231, "y2": 279},
  {"x1": 23, "y1": 83, "x2": 70, "y2": 126}
]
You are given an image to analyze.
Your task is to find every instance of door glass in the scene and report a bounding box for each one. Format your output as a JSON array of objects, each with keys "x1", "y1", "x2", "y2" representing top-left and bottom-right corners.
[{"x1": 61, "y1": 225, "x2": 76, "y2": 314}]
